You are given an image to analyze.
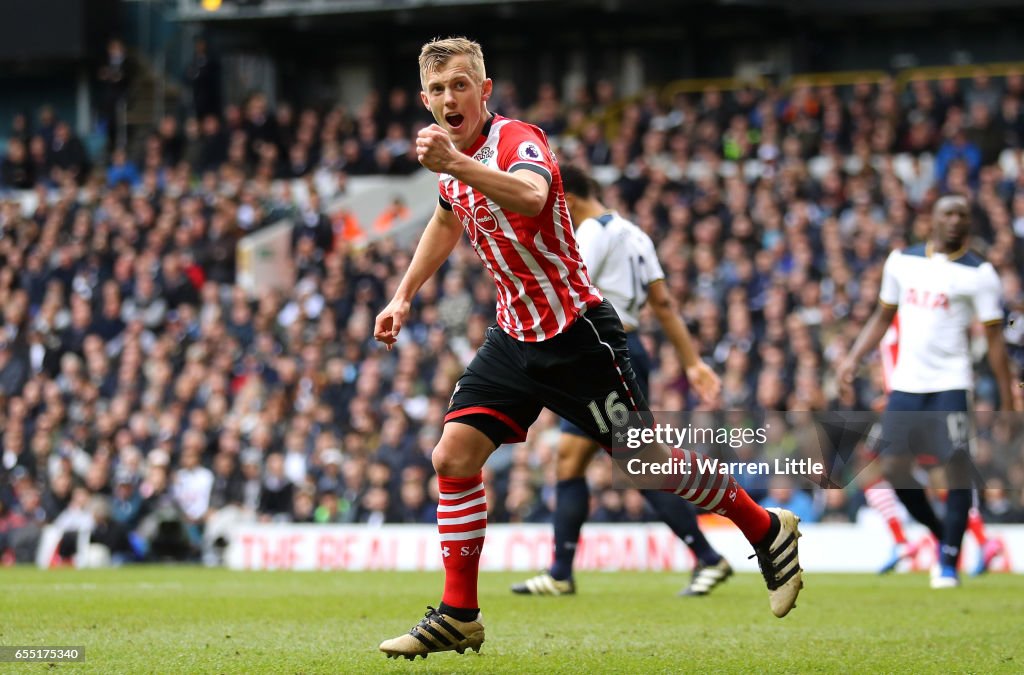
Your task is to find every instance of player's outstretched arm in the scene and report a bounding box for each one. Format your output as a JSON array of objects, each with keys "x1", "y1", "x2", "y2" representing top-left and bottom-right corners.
[
  {"x1": 647, "y1": 279, "x2": 721, "y2": 403},
  {"x1": 836, "y1": 303, "x2": 898, "y2": 395},
  {"x1": 416, "y1": 124, "x2": 549, "y2": 216},
  {"x1": 983, "y1": 322, "x2": 1019, "y2": 411},
  {"x1": 374, "y1": 204, "x2": 462, "y2": 349}
]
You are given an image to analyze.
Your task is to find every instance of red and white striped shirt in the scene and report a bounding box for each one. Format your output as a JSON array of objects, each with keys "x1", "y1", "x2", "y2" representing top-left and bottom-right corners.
[{"x1": 439, "y1": 115, "x2": 602, "y2": 341}]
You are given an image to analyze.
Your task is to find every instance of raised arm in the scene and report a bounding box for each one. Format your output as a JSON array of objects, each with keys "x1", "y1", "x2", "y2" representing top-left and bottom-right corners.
[
  {"x1": 416, "y1": 123, "x2": 550, "y2": 216},
  {"x1": 374, "y1": 203, "x2": 462, "y2": 348}
]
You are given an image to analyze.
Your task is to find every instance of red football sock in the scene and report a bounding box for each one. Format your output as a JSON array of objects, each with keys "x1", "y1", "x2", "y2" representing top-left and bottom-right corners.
[
  {"x1": 864, "y1": 480, "x2": 907, "y2": 544},
  {"x1": 437, "y1": 473, "x2": 487, "y2": 610},
  {"x1": 659, "y1": 448, "x2": 771, "y2": 544},
  {"x1": 886, "y1": 518, "x2": 908, "y2": 545},
  {"x1": 967, "y1": 507, "x2": 987, "y2": 546}
]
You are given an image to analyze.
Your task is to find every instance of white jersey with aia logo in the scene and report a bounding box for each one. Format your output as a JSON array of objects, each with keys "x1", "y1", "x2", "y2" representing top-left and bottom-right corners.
[
  {"x1": 878, "y1": 243, "x2": 1003, "y2": 393},
  {"x1": 574, "y1": 211, "x2": 665, "y2": 331},
  {"x1": 438, "y1": 114, "x2": 601, "y2": 341}
]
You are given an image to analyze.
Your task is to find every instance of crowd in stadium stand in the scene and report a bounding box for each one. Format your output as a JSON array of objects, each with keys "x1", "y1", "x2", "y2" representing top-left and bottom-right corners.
[{"x1": 2, "y1": 67, "x2": 1024, "y2": 565}]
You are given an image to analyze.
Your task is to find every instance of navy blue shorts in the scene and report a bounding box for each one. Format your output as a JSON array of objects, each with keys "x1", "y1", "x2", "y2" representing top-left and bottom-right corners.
[
  {"x1": 881, "y1": 390, "x2": 970, "y2": 465},
  {"x1": 560, "y1": 331, "x2": 650, "y2": 438}
]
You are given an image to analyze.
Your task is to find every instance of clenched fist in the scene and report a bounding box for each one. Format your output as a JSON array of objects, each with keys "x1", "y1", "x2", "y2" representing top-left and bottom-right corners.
[{"x1": 416, "y1": 124, "x2": 459, "y2": 173}]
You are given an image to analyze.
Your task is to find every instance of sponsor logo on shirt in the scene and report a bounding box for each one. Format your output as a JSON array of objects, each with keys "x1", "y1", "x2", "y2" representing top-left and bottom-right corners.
[
  {"x1": 905, "y1": 288, "x2": 950, "y2": 310},
  {"x1": 452, "y1": 202, "x2": 499, "y2": 244}
]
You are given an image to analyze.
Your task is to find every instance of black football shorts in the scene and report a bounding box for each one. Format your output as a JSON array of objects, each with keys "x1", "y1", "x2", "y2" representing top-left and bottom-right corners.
[{"x1": 445, "y1": 299, "x2": 649, "y2": 449}]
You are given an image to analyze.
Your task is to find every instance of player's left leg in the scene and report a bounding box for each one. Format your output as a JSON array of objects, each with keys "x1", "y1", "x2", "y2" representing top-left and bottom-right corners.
[
  {"x1": 605, "y1": 330, "x2": 732, "y2": 597},
  {"x1": 881, "y1": 392, "x2": 944, "y2": 553},
  {"x1": 511, "y1": 428, "x2": 596, "y2": 595},
  {"x1": 533, "y1": 301, "x2": 801, "y2": 617},
  {"x1": 617, "y1": 333, "x2": 731, "y2": 596},
  {"x1": 930, "y1": 391, "x2": 973, "y2": 589}
]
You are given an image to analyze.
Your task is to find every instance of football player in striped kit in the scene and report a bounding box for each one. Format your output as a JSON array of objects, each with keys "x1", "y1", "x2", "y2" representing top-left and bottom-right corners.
[{"x1": 376, "y1": 37, "x2": 803, "y2": 660}]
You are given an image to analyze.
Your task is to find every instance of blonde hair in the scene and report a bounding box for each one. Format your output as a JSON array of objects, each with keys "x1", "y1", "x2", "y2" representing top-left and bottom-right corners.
[{"x1": 418, "y1": 37, "x2": 486, "y2": 88}]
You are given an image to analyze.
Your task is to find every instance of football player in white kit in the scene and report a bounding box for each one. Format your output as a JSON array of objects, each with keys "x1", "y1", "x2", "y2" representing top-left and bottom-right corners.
[
  {"x1": 512, "y1": 165, "x2": 730, "y2": 598},
  {"x1": 837, "y1": 195, "x2": 1017, "y2": 588}
]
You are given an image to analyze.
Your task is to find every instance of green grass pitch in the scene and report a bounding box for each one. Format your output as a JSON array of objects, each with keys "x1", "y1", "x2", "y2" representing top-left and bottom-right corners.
[{"x1": 3, "y1": 567, "x2": 1022, "y2": 673}]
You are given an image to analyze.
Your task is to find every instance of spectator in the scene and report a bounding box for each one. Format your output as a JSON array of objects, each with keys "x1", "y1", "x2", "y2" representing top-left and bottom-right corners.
[
  {"x1": 110, "y1": 471, "x2": 142, "y2": 529},
  {"x1": 258, "y1": 453, "x2": 293, "y2": 521},
  {"x1": 293, "y1": 192, "x2": 334, "y2": 254},
  {"x1": 198, "y1": 115, "x2": 229, "y2": 173},
  {"x1": 49, "y1": 122, "x2": 90, "y2": 184},
  {"x1": 1, "y1": 138, "x2": 35, "y2": 189},
  {"x1": 9, "y1": 111, "x2": 31, "y2": 145},
  {"x1": 314, "y1": 492, "x2": 345, "y2": 523},
  {"x1": 10, "y1": 484, "x2": 48, "y2": 562},
  {"x1": 157, "y1": 116, "x2": 185, "y2": 167},
  {"x1": 935, "y1": 126, "x2": 981, "y2": 188},
  {"x1": 817, "y1": 489, "x2": 857, "y2": 523},
  {"x1": 760, "y1": 477, "x2": 818, "y2": 523},
  {"x1": 185, "y1": 37, "x2": 222, "y2": 121},
  {"x1": 209, "y1": 452, "x2": 244, "y2": 511},
  {"x1": 397, "y1": 478, "x2": 435, "y2": 523},
  {"x1": 106, "y1": 147, "x2": 140, "y2": 188},
  {"x1": 53, "y1": 486, "x2": 95, "y2": 561},
  {"x1": 0, "y1": 340, "x2": 28, "y2": 397},
  {"x1": 243, "y1": 92, "x2": 279, "y2": 162},
  {"x1": 292, "y1": 487, "x2": 317, "y2": 523},
  {"x1": 980, "y1": 477, "x2": 1024, "y2": 523},
  {"x1": 90, "y1": 497, "x2": 136, "y2": 564},
  {"x1": 171, "y1": 440, "x2": 214, "y2": 532},
  {"x1": 966, "y1": 102, "x2": 1003, "y2": 166},
  {"x1": 372, "y1": 197, "x2": 410, "y2": 234},
  {"x1": 97, "y1": 37, "x2": 130, "y2": 148}
]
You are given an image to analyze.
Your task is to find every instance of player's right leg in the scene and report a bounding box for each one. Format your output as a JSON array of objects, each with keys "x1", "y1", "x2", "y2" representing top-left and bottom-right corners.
[
  {"x1": 620, "y1": 331, "x2": 731, "y2": 596},
  {"x1": 380, "y1": 328, "x2": 542, "y2": 660},
  {"x1": 511, "y1": 427, "x2": 596, "y2": 595},
  {"x1": 880, "y1": 391, "x2": 945, "y2": 582},
  {"x1": 379, "y1": 422, "x2": 494, "y2": 660}
]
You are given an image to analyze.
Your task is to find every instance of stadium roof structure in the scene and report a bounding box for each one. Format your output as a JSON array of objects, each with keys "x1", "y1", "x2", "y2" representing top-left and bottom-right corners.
[
  {"x1": 173, "y1": 0, "x2": 1024, "y2": 22},
  {"x1": 173, "y1": 0, "x2": 558, "y2": 22}
]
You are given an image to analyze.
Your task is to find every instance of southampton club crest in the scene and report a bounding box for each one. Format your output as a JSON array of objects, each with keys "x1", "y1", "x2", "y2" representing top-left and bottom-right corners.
[{"x1": 473, "y1": 146, "x2": 495, "y2": 164}]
